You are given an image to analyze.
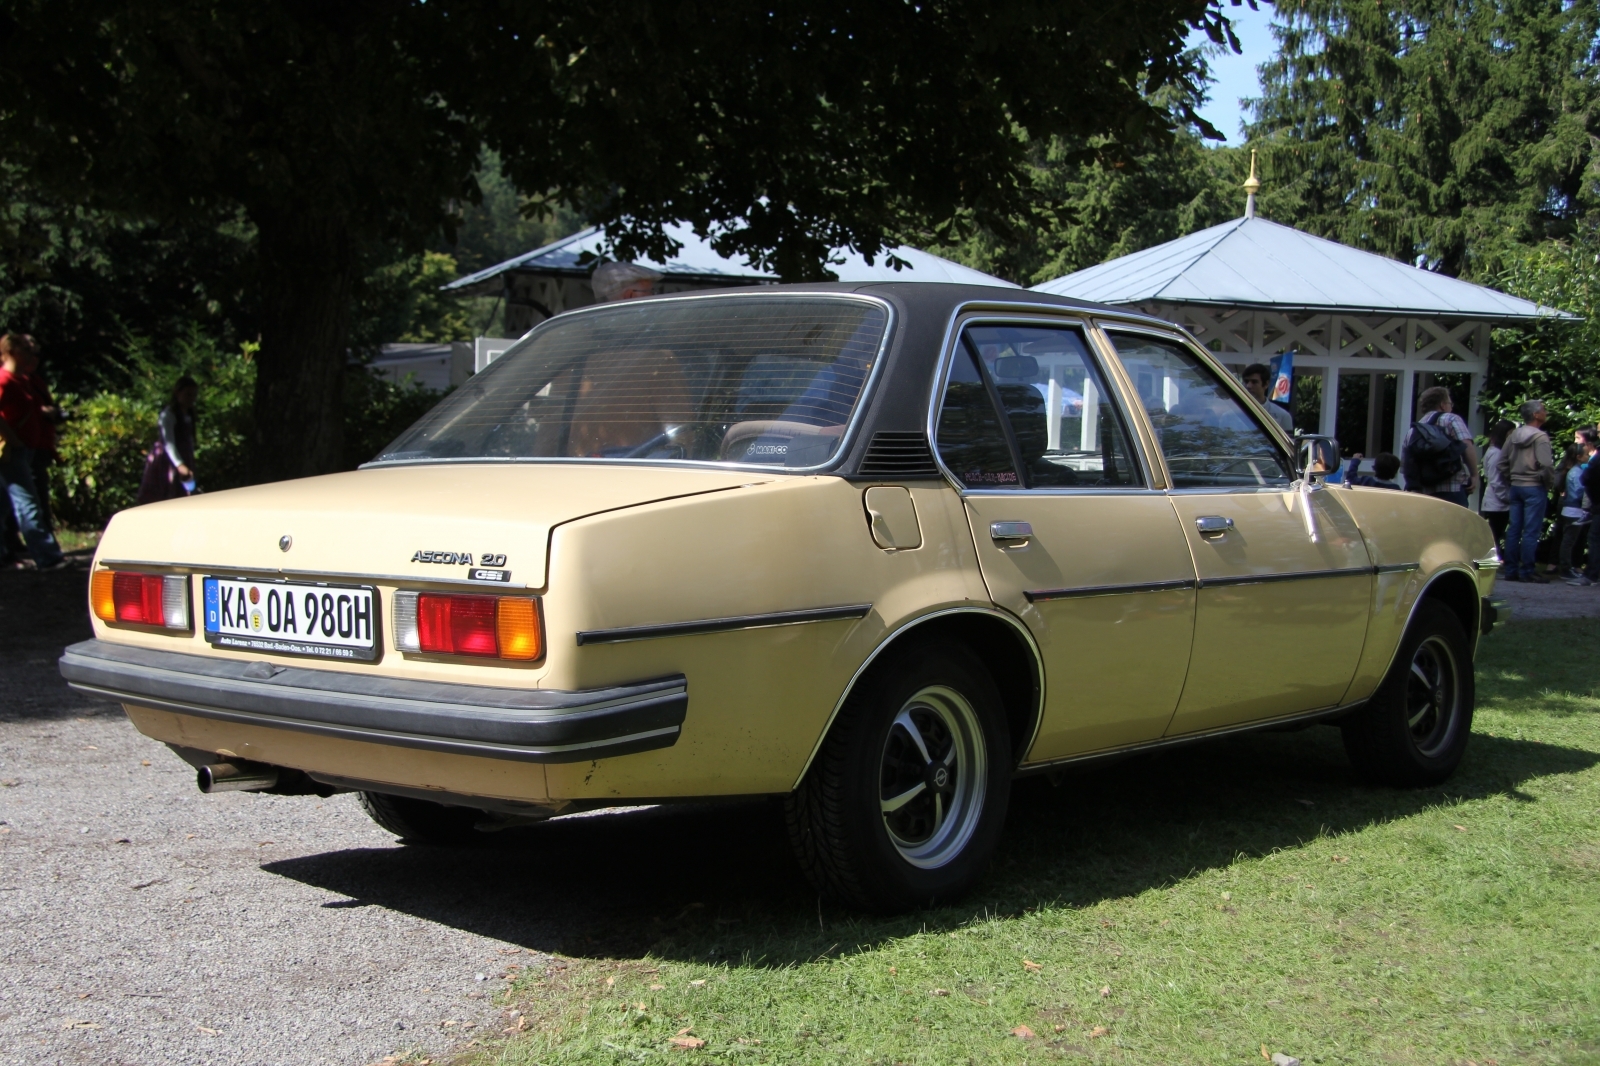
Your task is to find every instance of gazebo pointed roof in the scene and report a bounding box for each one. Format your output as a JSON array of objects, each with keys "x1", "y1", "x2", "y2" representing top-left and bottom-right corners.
[
  {"x1": 447, "y1": 222, "x2": 1017, "y2": 292},
  {"x1": 1030, "y1": 216, "x2": 1566, "y2": 322}
]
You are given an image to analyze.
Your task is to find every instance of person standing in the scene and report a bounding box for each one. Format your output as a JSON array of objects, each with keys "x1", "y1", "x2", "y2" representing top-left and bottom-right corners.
[
  {"x1": 1570, "y1": 435, "x2": 1600, "y2": 587},
  {"x1": 1554, "y1": 433, "x2": 1596, "y2": 578},
  {"x1": 1479, "y1": 419, "x2": 1513, "y2": 559},
  {"x1": 0, "y1": 332, "x2": 66, "y2": 569},
  {"x1": 1241, "y1": 363, "x2": 1295, "y2": 436},
  {"x1": 136, "y1": 377, "x2": 199, "y2": 505},
  {"x1": 1401, "y1": 386, "x2": 1480, "y2": 506},
  {"x1": 1499, "y1": 400, "x2": 1556, "y2": 583}
]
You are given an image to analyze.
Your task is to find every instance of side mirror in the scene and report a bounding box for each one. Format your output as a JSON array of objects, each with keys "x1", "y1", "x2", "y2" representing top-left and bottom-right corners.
[{"x1": 1294, "y1": 434, "x2": 1341, "y2": 479}]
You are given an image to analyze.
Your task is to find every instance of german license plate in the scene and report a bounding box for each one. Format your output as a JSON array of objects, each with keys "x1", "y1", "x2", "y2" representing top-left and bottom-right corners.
[{"x1": 203, "y1": 577, "x2": 379, "y2": 661}]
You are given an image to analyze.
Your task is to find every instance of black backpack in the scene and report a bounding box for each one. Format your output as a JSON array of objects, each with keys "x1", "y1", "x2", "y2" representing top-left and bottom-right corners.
[{"x1": 1402, "y1": 411, "x2": 1468, "y2": 486}]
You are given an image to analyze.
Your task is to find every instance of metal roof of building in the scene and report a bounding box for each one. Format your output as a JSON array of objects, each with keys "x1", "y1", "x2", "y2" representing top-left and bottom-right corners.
[
  {"x1": 446, "y1": 222, "x2": 1017, "y2": 291},
  {"x1": 1030, "y1": 215, "x2": 1569, "y2": 321}
]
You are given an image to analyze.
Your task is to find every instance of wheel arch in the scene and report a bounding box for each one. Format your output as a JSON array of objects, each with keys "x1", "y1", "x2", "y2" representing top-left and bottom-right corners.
[
  {"x1": 1415, "y1": 566, "x2": 1481, "y2": 654},
  {"x1": 792, "y1": 607, "x2": 1044, "y2": 789}
]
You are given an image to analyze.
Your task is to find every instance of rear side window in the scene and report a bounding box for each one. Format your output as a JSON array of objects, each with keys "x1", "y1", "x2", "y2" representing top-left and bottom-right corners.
[
  {"x1": 935, "y1": 324, "x2": 1143, "y2": 490},
  {"x1": 935, "y1": 344, "x2": 1019, "y2": 488},
  {"x1": 1105, "y1": 331, "x2": 1292, "y2": 490}
]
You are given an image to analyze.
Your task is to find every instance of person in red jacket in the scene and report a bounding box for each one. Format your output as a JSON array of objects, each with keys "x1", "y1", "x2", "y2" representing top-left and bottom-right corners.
[{"x1": 0, "y1": 333, "x2": 65, "y2": 569}]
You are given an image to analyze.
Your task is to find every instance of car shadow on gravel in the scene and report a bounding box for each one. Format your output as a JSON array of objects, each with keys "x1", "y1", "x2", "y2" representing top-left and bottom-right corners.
[{"x1": 263, "y1": 723, "x2": 1598, "y2": 967}]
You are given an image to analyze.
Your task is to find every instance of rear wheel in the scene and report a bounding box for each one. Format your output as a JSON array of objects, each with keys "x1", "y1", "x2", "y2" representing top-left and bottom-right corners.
[
  {"x1": 358, "y1": 790, "x2": 485, "y2": 845},
  {"x1": 786, "y1": 641, "x2": 1011, "y2": 912},
  {"x1": 1342, "y1": 600, "x2": 1474, "y2": 786}
]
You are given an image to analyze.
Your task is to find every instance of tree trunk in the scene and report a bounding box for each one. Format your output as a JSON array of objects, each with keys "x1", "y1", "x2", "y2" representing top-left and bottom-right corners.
[{"x1": 250, "y1": 210, "x2": 356, "y2": 481}]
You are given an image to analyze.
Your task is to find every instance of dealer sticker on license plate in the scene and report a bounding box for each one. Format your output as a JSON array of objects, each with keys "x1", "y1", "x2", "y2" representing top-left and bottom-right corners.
[{"x1": 203, "y1": 577, "x2": 379, "y2": 661}]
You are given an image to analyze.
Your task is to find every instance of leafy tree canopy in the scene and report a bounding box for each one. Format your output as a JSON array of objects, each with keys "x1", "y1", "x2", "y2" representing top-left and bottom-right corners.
[
  {"x1": 1247, "y1": 0, "x2": 1600, "y2": 279},
  {"x1": 0, "y1": 0, "x2": 1245, "y2": 477}
]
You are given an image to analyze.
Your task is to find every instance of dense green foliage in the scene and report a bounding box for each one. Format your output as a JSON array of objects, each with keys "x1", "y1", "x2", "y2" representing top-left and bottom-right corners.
[
  {"x1": 48, "y1": 331, "x2": 439, "y2": 530},
  {"x1": 1485, "y1": 225, "x2": 1600, "y2": 436},
  {"x1": 1248, "y1": 0, "x2": 1600, "y2": 280},
  {"x1": 0, "y1": 0, "x2": 1236, "y2": 478}
]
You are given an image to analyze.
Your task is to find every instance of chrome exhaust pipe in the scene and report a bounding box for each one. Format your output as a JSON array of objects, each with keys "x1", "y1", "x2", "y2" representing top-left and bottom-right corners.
[{"x1": 197, "y1": 760, "x2": 279, "y2": 794}]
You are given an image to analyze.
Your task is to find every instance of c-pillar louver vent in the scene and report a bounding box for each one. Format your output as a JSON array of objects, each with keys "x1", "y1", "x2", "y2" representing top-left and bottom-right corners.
[{"x1": 857, "y1": 431, "x2": 940, "y2": 479}]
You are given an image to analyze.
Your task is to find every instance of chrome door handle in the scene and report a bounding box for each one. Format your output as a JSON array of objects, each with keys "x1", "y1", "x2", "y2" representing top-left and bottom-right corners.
[
  {"x1": 1195, "y1": 515, "x2": 1234, "y2": 535},
  {"x1": 989, "y1": 520, "x2": 1033, "y2": 541}
]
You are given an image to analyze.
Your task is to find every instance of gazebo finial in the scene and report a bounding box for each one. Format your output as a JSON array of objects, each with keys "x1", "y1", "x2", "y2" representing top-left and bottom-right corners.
[{"x1": 1243, "y1": 149, "x2": 1261, "y2": 219}]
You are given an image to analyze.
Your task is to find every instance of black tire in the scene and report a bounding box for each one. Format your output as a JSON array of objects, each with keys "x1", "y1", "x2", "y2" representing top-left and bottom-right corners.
[
  {"x1": 358, "y1": 790, "x2": 485, "y2": 845},
  {"x1": 1342, "y1": 600, "x2": 1474, "y2": 787},
  {"x1": 786, "y1": 641, "x2": 1011, "y2": 912}
]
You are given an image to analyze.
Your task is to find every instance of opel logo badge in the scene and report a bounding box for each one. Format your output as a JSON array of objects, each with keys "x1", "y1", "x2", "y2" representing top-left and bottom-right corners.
[
  {"x1": 278, "y1": 535, "x2": 293, "y2": 552},
  {"x1": 932, "y1": 767, "x2": 949, "y2": 789}
]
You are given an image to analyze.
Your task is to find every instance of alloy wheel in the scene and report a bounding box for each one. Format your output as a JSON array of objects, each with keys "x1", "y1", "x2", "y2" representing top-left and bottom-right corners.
[
  {"x1": 878, "y1": 684, "x2": 987, "y2": 869},
  {"x1": 1406, "y1": 634, "x2": 1460, "y2": 757}
]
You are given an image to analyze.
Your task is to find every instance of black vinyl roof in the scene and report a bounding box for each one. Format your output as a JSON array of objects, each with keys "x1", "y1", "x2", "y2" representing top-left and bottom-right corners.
[{"x1": 607, "y1": 281, "x2": 1179, "y2": 479}]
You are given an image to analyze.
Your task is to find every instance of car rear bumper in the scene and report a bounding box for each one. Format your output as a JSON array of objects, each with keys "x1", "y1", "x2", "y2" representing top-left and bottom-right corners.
[{"x1": 59, "y1": 638, "x2": 687, "y2": 763}]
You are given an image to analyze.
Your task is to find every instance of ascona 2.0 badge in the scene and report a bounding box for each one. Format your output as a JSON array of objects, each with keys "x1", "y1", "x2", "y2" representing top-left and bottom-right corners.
[
  {"x1": 203, "y1": 577, "x2": 379, "y2": 661},
  {"x1": 409, "y1": 549, "x2": 511, "y2": 584}
]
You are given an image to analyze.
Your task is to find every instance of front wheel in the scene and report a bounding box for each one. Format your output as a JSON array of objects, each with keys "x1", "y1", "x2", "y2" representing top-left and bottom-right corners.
[
  {"x1": 786, "y1": 641, "x2": 1011, "y2": 912},
  {"x1": 1342, "y1": 600, "x2": 1474, "y2": 786}
]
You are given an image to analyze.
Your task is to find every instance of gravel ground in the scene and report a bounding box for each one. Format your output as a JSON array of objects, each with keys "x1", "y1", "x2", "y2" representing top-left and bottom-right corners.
[
  {"x1": 1492, "y1": 571, "x2": 1600, "y2": 620},
  {"x1": 0, "y1": 564, "x2": 810, "y2": 1066}
]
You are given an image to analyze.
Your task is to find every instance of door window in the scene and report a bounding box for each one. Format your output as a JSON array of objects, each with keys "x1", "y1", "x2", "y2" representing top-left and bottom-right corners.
[
  {"x1": 935, "y1": 324, "x2": 1143, "y2": 489},
  {"x1": 1105, "y1": 332, "x2": 1293, "y2": 490}
]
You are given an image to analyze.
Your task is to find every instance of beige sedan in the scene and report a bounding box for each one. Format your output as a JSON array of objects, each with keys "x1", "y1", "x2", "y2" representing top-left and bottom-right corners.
[{"x1": 62, "y1": 284, "x2": 1498, "y2": 911}]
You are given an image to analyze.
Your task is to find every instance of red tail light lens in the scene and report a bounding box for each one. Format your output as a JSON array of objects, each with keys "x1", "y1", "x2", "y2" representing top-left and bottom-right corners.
[
  {"x1": 406, "y1": 592, "x2": 541, "y2": 660},
  {"x1": 91, "y1": 570, "x2": 191, "y2": 630}
]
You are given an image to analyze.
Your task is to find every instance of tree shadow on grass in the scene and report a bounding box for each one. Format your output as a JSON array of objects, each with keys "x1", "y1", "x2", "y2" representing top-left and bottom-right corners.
[{"x1": 262, "y1": 723, "x2": 1598, "y2": 966}]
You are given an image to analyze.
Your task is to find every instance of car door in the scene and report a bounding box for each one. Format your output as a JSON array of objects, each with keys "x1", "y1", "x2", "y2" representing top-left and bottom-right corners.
[
  {"x1": 933, "y1": 319, "x2": 1198, "y2": 760},
  {"x1": 1101, "y1": 328, "x2": 1372, "y2": 735}
]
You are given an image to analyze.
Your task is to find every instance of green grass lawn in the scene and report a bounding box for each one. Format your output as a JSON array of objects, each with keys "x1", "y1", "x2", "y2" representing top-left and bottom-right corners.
[{"x1": 461, "y1": 619, "x2": 1600, "y2": 1066}]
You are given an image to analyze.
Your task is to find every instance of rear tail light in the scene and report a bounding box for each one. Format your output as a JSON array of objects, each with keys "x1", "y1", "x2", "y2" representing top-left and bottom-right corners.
[
  {"x1": 91, "y1": 570, "x2": 191, "y2": 630},
  {"x1": 393, "y1": 592, "x2": 542, "y2": 661}
]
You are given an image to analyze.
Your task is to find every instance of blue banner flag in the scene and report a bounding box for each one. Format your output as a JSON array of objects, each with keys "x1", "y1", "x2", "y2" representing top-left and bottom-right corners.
[{"x1": 1268, "y1": 351, "x2": 1294, "y2": 406}]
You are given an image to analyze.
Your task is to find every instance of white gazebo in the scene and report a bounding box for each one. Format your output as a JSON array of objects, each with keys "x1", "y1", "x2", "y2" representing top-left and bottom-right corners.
[
  {"x1": 1031, "y1": 204, "x2": 1568, "y2": 456},
  {"x1": 449, "y1": 222, "x2": 1016, "y2": 338}
]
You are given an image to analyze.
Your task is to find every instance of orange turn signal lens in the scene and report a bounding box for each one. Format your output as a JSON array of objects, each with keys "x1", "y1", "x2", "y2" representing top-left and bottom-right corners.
[
  {"x1": 395, "y1": 591, "x2": 542, "y2": 661},
  {"x1": 495, "y1": 597, "x2": 541, "y2": 661},
  {"x1": 91, "y1": 569, "x2": 117, "y2": 622}
]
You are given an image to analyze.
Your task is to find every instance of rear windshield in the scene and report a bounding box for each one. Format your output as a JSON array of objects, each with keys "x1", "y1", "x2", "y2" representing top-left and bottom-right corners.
[{"x1": 372, "y1": 296, "x2": 888, "y2": 468}]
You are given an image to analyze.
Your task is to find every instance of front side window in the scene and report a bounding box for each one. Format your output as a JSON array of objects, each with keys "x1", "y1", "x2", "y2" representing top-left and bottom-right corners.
[
  {"x1": 934, "y1": 323, "x2": 1143, "y2": 489},
  {"x1": 1105, "y1": 332, "x2": 1293, "y2": 490},
  {"x1": 373, "y1": 297, "x2": 887, "y2": 468}
]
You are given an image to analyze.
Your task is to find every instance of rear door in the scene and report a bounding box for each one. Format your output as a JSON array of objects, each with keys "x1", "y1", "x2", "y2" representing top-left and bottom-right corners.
[
  {"x1": 933, "y1": 318, "x2": 1197, "y2": 760},
  {"x1": 1101, "y1": 328, "x2": 1372, "y2": 735}
]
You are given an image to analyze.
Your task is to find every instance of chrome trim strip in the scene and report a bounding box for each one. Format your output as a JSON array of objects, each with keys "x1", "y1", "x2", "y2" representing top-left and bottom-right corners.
[
  {"x1": 1377, "y1": 562, "x2": 1423, "y2": 574},
  {"x1": 360, "y1": 291, "x2": 898, "y2": 478},
  {"x1": 59, "y1": 638, "x2": 686, "y2": 764},
  {"x1": 87, "y1": 683, "x2": 682, "y2": 763},
  {"x1": 1015, "y1": 699, "x2": 1363, "y2": 775},
  {"x1": 1198, "y1": 566, "x2": 1373, "y2": 589},
  {"x1": 575, "y1": 604, "x2": 873, "y2": 646},
  {"x1": 97, "y1": 560, "x2": 535, "y2": 590},
  {"x1": 790, "y1": 605, "x2": 1046, "y2": 789},
  {"x1": 1026, "y1": 578, "x2": 1196, "y2": 602}
]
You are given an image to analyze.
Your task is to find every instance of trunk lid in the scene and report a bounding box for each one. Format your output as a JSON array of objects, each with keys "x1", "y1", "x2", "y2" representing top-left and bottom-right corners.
[{"x1": 99, "y1": 464, "x2": 769, "y2": 588}]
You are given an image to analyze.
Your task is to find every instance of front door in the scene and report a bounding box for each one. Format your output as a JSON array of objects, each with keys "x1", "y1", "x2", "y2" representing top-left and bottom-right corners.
[
  {"x1": 934, "y1": 322, "x2": 1197, "y2": 760},
  {"x1": 1103, "y1": 330, "x2": 1372, "y2": 735}
]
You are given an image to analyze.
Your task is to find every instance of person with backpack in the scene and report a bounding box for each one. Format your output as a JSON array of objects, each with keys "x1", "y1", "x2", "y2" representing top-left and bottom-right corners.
[
  {"x1": 1498, "y1": 399, "x2": 1557, "y2": 583},
  {"x1": 1401, "y1": 386, "x2": 1479, "y2": 506}
]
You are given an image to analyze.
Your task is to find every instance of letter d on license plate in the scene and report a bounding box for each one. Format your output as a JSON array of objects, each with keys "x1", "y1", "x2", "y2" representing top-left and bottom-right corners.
[{"x1": 203, "y1": 577, "x2": 379, "y2": 661}]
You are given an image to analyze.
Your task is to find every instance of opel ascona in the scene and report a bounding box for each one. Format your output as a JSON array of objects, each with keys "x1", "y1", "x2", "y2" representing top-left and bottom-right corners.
[{"x1": 61, "y1": 284, "x2": 1498, "y2": 911}]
